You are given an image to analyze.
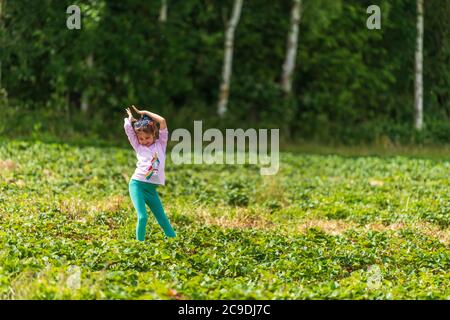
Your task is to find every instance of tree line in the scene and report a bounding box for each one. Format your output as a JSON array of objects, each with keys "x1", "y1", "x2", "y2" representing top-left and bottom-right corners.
[{"x1": 1, "y1": 0, "x2": 450, "y2": 144}]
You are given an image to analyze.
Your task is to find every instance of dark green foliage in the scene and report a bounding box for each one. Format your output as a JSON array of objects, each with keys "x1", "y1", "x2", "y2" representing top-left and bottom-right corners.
[{"x1": 1, "y1": 0, "x2": 450, "y2": 144}]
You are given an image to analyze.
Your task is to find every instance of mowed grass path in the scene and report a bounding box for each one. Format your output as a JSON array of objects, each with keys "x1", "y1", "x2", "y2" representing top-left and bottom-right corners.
[{"x1": 0, "y1": 140, "x2": 449, "y2": 299}]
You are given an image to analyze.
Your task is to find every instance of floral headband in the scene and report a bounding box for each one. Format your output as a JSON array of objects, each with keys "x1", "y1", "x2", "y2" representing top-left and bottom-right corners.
[{"x1": 134, "y1": 115, "x2": 154, "y2": 129}]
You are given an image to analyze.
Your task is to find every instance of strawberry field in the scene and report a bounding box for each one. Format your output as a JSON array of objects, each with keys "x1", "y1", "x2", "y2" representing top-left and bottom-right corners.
[{"x1": 0, "y1": 140, "x2": 449, "y2": 299}]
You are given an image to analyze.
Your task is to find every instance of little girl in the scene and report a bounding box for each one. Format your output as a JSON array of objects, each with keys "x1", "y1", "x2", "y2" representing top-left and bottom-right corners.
[{"x1": 124, "y1": 105, "x2": 176, "y2": 241}]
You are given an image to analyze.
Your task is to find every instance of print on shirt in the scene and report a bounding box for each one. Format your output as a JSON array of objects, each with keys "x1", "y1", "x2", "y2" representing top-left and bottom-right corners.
[{"x1": 145, "y1": 152, "x2": 160, "y2": 183}]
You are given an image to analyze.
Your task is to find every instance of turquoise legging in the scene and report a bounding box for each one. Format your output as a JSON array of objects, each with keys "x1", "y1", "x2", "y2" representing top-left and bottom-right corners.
[{"x1": 128, "y1": 179, "x2": 176, "y2": 241}]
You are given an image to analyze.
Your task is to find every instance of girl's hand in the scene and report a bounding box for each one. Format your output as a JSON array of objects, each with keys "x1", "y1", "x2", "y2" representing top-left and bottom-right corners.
[
  {"x1": 131, "y1": 105, "x2": 145, "y2": 115},
  {"x1": 130, "y1": 105, "x2": 166, "y2": 129},
  {"x1": 125, "y1": 107, "x2": 136, "y2": 121}
]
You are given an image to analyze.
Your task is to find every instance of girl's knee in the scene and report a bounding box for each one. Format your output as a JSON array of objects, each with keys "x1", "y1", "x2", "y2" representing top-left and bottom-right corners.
[{"x1": 137, "y1": 215, "x2": 148, "y2": 224}]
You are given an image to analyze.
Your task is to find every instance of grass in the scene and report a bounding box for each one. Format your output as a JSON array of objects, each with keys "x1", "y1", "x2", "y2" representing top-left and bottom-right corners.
[
  {"x1": 0, "y1": 139, "x2": 449, "y2": 299},
  {"x1": 280, "y1": 141, "x2": 450, "y2": 161}
]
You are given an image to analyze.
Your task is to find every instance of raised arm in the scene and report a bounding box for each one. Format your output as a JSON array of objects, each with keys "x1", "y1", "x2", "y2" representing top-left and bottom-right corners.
[
  {"x1": 124, "y1": 108, "x2": 140, "y2": 151},
  {"x1": 131, "y1": 105, "x2": 167, "y2": 129}
]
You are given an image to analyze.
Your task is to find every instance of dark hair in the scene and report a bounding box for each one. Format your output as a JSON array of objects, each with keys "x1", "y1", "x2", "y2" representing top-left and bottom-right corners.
[{"x1": 133, "y1": 115, "x2": 159, "y2": 139}]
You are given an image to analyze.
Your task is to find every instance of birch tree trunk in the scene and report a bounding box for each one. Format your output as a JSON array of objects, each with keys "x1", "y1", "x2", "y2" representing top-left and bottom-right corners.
[
  {"x1": 281, "y1": 0, "x2": 302, "y2": 95},
  {"x1": 414, "y1": 0, "x2": 424, "y2": 130},
  {"x1": 159, "y1": 0, "x2": 167, "y2": 23},
  {"x1": 81, "y1": 53, "x2": 94, "y2": 113},
  {"x1": 217, "y1": 0, "x2": 243, "y2": 117}
]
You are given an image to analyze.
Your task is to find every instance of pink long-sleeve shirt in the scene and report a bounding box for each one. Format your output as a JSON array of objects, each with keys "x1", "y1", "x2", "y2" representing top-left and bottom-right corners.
[{"x1": 124, "y1": 118, "x2": 168, "y2": 185}]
